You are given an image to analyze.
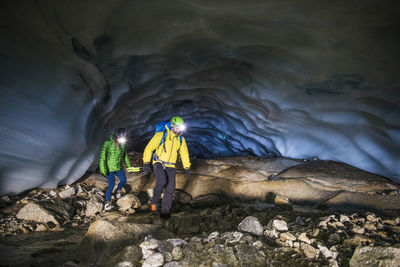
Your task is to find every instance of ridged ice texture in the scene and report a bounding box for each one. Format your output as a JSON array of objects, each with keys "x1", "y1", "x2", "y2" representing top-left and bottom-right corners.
[{"x1": 0, "y1": 0, "x2": 399, "y2": 194}]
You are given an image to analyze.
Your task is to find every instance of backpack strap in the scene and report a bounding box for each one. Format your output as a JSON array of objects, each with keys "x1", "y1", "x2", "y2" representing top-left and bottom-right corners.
[{"x1": 158, "y1": 123, "x2": 183, "y2": 152}]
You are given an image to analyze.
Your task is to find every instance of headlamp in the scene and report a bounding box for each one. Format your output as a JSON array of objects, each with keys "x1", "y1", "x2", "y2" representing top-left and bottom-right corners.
[
  {"x1": 178, "y1": 124, "x2": 186, "y2": 132},
  {"x1": 117, "y1": 137, "x2": 127, "y2": 144}
]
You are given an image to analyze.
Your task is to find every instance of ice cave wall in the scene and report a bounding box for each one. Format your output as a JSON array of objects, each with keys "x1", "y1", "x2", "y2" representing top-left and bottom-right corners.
[{"x1": 0, "y1": 0, "x2": 399, "y2": 195}]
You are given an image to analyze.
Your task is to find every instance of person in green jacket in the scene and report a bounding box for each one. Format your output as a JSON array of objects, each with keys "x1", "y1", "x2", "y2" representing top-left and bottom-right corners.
[{"x1": 99, "y1": 128, "x2": 132, "y2": 211}]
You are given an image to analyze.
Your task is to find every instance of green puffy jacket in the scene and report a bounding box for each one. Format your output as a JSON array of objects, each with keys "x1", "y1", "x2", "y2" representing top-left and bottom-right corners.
[{"x1": 99, "y1": 135, "x2": 132, "y2": 175}]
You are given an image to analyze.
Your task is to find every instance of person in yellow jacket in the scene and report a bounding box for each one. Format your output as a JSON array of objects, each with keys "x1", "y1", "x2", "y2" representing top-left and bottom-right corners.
[{"x1": 142, "y1": 116, "x2": 191, "y2": 219}]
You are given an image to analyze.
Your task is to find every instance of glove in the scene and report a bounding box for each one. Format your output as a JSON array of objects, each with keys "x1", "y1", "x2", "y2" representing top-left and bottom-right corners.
[
  {"x1": 185, "y1": 169, "x2": 190, "y2": 178},
  {"x1": 127, "y1": 167, "x2": 141, "y2": 173},
  {"x1": 143, "y1": 163, "x2": 151, "y2": 173}
]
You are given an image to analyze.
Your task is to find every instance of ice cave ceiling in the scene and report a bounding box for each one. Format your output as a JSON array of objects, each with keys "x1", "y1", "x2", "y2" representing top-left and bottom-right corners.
[{"x1": 0, "y1": 0, "x2": 400, "y2": 195}]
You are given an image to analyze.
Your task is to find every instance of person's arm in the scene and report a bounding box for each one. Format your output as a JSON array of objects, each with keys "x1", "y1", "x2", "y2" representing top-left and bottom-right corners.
[
  {"x1": 124, "y1": 145, "x2": 132, "y2": 168},
  {"x1": 179, "y1": 137, "x2": 191, "y2": 170},
  {"x1": 99, "y1": 141, "x2": 109, "y2": 176},
  {"x1": 142, "y1": 132, "x2": 163, "y2": 164}
]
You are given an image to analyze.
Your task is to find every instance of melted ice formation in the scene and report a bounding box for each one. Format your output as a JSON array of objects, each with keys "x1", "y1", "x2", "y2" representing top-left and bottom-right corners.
[{"x1": 0, "y1": 1, "x2": 399, "y2": 194}]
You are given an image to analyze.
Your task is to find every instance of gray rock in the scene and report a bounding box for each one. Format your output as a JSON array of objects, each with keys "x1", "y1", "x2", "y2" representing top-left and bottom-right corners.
[
  {"x1": 75, "y1": 185, "x2": 84, "y2": 195},
  {"x1": 352, "y1": 226, "x2": 365, "y2": 235},
  {"x1": 252, "y1": 240, "x2": 263, "y2": 250},
  {"x1": 280, "y1": 232, "x2": 296, "y2": 242},
  {"x1": 318, "y1": 244, "x2": 334, "y2": 259},
  {"x1": 298, "y1": 232, "x2": 311, "y2": 244},
  {"x1": 59, "y1": 187, "x2": 75, "y2": 199},
  {"x1": 300, "y1": 243, "x2": 320, "y2": 259},
  {"x1": 16, "y1": 199, "x2": 72, "y2": 225},
  {"x1": 205, "y1": 231, "x2": 220, "y2": 243},
  {"x1": 83, "y1": 173, "x2": 109, "y2": 190},
  {"x1": 142, "y1": 253, "x2": 164, "y2": 267},
  {"x1": 164, "y1": 252, "x2": 173, "y2": 262},
  {"x1": 238, "y1": 216, "x2": 264, "y2": 236},
  {"x1": 1, "y1": 195, "x2": 11, "y2": 203},
  {"x1": 117, "y1": 194, "x2": 141, "y2": 211},
  {"x1": 264, "y1": 229, "x2": 279, "y2": 239},
  {"x1": 340, "y1": 215, "x2": 351, "y2": 224},
  {"x1": 35, "y1": 224, "x2": 48, "y2": 231},
  {"x1": 172, "y1": 247, "x2": 184, "y2": 261},
  {"x1": 85, "y1": 195, "x2": 103, "y2": 217},
  {"x1": 366, "y1": 214, "x2": 378, "y2": 223},
  {"x1": 272, "y1": 219, "x2": 288, "y2": 231},
  {"x1": 223, "y1": 231, "x2": 243, "y2": 244},
  {"x1": 140, "y1": 237, "x2": 160, "y2": 250},
  {"x1": 364, "y1": 222, "x2": 377, "y2": 231},
  {"x1": 350, "y1": 246, "x2": 400, "y2": 267}
]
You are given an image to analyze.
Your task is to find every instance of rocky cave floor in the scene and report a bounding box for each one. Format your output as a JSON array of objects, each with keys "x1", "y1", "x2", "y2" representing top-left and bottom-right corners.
[{"x1": 0, "y1": 173, "x2": 400, "y2": 267}]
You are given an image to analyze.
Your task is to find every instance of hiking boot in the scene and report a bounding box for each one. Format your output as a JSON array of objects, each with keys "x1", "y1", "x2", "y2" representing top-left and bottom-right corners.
[
  {"x1": 160, "y1": 213, "x2": 171, "y2": 219},
  {"x1": 104, "y1": 203, "x2": 114, "y2": 211},
  {"x1": 150, "y1": 204, "x2": 159, "y2": 212},
  {"x1": 115, "y1": 190, "x2": 122, "y2": 199}
]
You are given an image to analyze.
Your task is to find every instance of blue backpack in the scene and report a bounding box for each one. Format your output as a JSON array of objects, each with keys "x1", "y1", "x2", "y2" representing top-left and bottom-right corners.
[{"x1": 155, "y1": 121, "x2": 183, "y2": 152}]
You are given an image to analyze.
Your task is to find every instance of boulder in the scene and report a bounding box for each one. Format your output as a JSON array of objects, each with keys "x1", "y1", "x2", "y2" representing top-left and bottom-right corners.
[
  {"x1": 190, "y1": 194, "x2": 220, "y2": 208},
  {"x1": 117, "y1": 194, "x2": 141, "y2": 211},
  {"x1": 77, "y1": 219, "x2": 173, "y2": 265},
  {"x1": 272, "y1": 220, "x2": 288, "y2": 232},
  {"x1": 238, "y1": 216, "x2": 264, "y2": 236},
  {"x1": 318, "y1": 244, "x2": 334, "y2": 259},
  {"x1": 173, "y1": 189, "x2": 192, "y2": 205},
  {"x1": 280, "y1": 232, "x2": 296, "y2": 242},
  {"x1": 16, "y1": 199, "x2": 72, "y2": 225},
  {"x1": 300, "y1": 243, "x2": 320, "y2": 259},
  {"x1": 142, "y1": 253, "x2": 164, "y2": 267},
  {"x1": 85, "y1": 194, "x2": 103, "y2": 217},
  {"x1": 350, "y1": 246, "x2": 400, "y2": 267},
  {"x1": 140, "y1": 236, "x2": 161, "y2": 259},
  {"x1": 298, "y1": 233, "x2": 311, "y2": 244},
  {"x1": 83, "y1": 173, "x2": 109, "y2": 190}
]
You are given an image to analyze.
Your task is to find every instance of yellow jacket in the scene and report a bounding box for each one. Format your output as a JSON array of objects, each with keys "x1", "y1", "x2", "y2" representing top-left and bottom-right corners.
[{"x1": 143, "y1": 126, "x2": 191, "y2": 169}]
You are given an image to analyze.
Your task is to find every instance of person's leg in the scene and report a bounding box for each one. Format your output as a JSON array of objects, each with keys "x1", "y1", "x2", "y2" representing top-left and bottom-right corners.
[
  {"x1": 115, "y1": 170, "x2": 127, "y2": 191},
  {"x1": 152, "y1": 163, "x2": 167, "y2": 207},
  {"x1": 161, "y1": 167, "x2": 176, "y2": 215},
  {"x1": 105, "y1": 172, "x2": 116, "y2": 202}
]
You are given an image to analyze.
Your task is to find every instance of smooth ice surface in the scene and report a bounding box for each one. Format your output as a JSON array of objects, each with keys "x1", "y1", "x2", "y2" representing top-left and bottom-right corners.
[{"x1": 0, "y1": 0, "x2": 400, "y2": 194}]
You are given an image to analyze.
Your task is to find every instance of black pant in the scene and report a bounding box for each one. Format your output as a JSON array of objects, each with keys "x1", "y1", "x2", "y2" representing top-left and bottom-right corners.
[{"x1": 152, "y1": 163, "x2": 176, "y2": 214}]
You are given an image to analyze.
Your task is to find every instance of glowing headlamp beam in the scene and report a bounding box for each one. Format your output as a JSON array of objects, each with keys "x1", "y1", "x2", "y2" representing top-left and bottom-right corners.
[
  {"x1": 117, "y1": 137, "x2": 127, "y2": 144},
  {"x1": 178, "y1": 124, "x2": 186, "y2": 132}
]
